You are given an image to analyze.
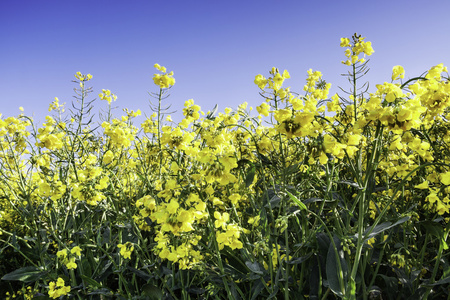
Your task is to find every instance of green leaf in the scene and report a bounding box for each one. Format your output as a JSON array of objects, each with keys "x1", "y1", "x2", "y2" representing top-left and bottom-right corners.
[
  {"x1": 127, "y1": 266, "x2": 152, "y2": 280},
  {"x1": 303, "y1": 197, "x2": 327, "y2": 204},
  {"x1": 87, "y1": 288, "x2": 114, "y2": 296},
  {"x1": 286, "y1": 253, "x2": 312, "y2": 265},
  {"x1": 362, "y1": 216, "x2": 410, "y2": 241},
  {"x1": 267, "y1": 285, "x2": 280, "y2": 299},
  {"x1": 421, "y1": 220, "x2": 444, "y2": 238},
  {"x1": 245, "y1": 261, "x2": 264, "y2": 275},
  {"x1": 11, "y1": 231, "x2": 20, "y2": 252},
  {"x1": 96, "y1": 260, "x2": 113, "y2": 282},
  {"x1": 286, "y1": 191, "x2": 307, "y2": 211},
  {"x1": 339, "y1": 180, "x2": 363, "y2": 190},
  {"x1": 309, "y1": 260, "x2": 320, "y2": 299},
  {"x1": 264, "y1": 194, "x2": 281, "y2": 208},
  {"x1": 81, "y1": 257, "x2": 92, "y2": 278},
  {"x1": 426, "y1": 275, "x2": 450, "y2": 286},
  {"x1": 377, "y1": 274, "x2": 398, "y2": 295},
  {"x1": 326, "y1": 238, "x2": 347, "y2": 297},
  {"x1": 141, "y1": 284, "x2": 163, "y2": 300},
  {"x1": 206, "y1": 104, "x2": 218, "y2": 120},
  {"x1": 245, "y1": 165, "x2": 256, "y2": 187},
  {"x1": 345, "y1": 278, "x2": 356, "y2": 299},
  {"x1": 1, "y1": 266, "x2": 46, "y2": 282},
  {"x1": 80, "y1": 274, "x2": 103, "y2": 289},
  {"x1": 250, "y1": 281, "x2": 266, "y2": 300}
]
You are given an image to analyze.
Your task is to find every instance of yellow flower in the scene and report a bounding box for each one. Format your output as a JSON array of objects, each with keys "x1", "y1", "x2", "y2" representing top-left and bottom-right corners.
[
  {"x1": 71, "y1": 246, "x2": 82, "y2": 256},
  {"x1": 436, "y1": 197, "x2": 450, "y2": 215},
  {"x1": 327, "y1": 94, "x2": 341, "y2": 112},
  {"x1": 440, "y1": 171, "x2": 450, "y2": 185},
  {"x1": 48, "y1": 277, "x2": 70, "y2": 299},
  {"x1": 340, "y1": 37, "x2": 350, "y2": 47},
  {"x1": 118, "y1": 242, "x2": 134, "y2": 259},
  {"x1": 74, "y1": 72, "x2": 92, "y2": 82},
  {"x1": 98, "y1": 89, "x2": 117, "y2": 104},
  {"x1": 153, "y1": 64, "x2": 175, "y2": 89},
  {"x1": 256, "y1": 102, "x2": 270, "y2": 117},
  {"x1": 273, "y1": 109, "x2": 292, "y2": 123},
  {"x1": 254, "y1": 74, "x2": 267, "y2": 89},
  {"x1": 166, "y1": 199, "x2": 179, "y2": 214},
  {"x1": 66, "y1": 257, "x2": 77, "y2": 269},
  {"x1": 214, "y1": 211, "x2": 229, "y2": 229},
  {"x1": 392, "y1": 65, "x2": 405, "y2": 81},
  {"x1": 56, "y1": 249, "x2": 67, "y2": 259},
  {"x1": 414, "y1": 181, "x2": 429, "y2": 189},
  {"x1": 102, "y1": 150, "x2": 114, "y2": 165},
  {"x1": 347, "y1": 134, "x2": 362, "y2": 146}
]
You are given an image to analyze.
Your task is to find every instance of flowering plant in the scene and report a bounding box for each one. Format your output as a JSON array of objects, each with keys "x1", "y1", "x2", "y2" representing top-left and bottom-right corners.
[{"x1": 0, "y1": 33, "x2": 449, "y2": 299}]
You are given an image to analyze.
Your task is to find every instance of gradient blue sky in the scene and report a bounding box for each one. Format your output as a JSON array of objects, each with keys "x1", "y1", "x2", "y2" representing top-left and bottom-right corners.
[{"x1": 1, "y1": 0, "x2": 450, "y2": 124}]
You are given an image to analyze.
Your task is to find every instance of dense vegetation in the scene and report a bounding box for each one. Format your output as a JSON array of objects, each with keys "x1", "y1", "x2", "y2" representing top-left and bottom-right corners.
[{"x1": 1, "y1": 34, "x2": 449, "y2": 299}]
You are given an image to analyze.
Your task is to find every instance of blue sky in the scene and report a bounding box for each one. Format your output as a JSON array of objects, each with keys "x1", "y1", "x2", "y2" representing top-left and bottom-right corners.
[{"x1": 1, "y1": 0, "x2": 450, "y2": 124}]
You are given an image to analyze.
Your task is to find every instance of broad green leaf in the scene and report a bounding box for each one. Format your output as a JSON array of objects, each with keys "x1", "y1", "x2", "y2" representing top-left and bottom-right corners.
[
  {"x1": 1, "y1": 266, "x2": 46, "y2": 282},
  {"x1": 377, "y1": 274, "x2": 398, "y2": 295},
  {"x1": 141, "y1": 284, "x2": 163, "y2": 300},
  {"x1": 339, "y1": 180, "x2": 363, "y2": 190},
  {"x1": 362, "y1": 216, "x2": 410, "y2": 241},
  {"x1": 264, "y1": 194, "x2": 281, "y2": 208},
  {"x1": 127, "y1": 266, "x2": 152, "y2": 280},
  {"x1": 286, "y1": 253, "x2": 312, "y2": 265},
  {"x1": 425, "y1": 275, "x2": 450, "y2": 286},
  {"x1": 267, "y1": 285, "x2": 280, "y2": 299},
  {"x1": 421, "y1": 221, "x2": 444, "y2": 238},
  {"x1": 245, "y1": 261, "x2": 264, "y2": 275},
  {"x1": 250, "y1": 281, "x2": 265, "y2": 300},
  {"x1": 80, "y1": 274, "x2": 102, "y2": 288},
  {"x1": 309, "y1": 262, "x2": 320, "y2": 299},
  {"x1": 245, "y1": 165, "x2": 256, "y2": 187},
  {"x1": 87, "y1": 288, "x2": 114, "y2": 296},
  {"x1": 81, "y1": 257, "x2": 92, "y2": 278},
  {"x1": 286, "y1": 191, "x2": 307, "y2": 211},
  {"x1": 303, "y1": 197, "x2": 326, "y2": 204},
  {"x1": 96, "y1": 260, "x2": 113, "y2": 282},
  {"x1": 326, "y1": 238, "x2": 347, "y2": 297}
]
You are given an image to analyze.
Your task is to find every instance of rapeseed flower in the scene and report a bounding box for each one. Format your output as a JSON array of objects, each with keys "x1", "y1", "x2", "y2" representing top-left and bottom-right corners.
[
  {"x1": 153, "y1": 63, "x2": 175, "y2": 89},
  {"x1": 392, "y1": 65, "x2": 405, "y2": 81},
  {"x1": 118, "y1": 242, "x2": 134, "y2": 259},
  {"x1": 48, "y1": 278, "x2": 70, "y2": 299}
]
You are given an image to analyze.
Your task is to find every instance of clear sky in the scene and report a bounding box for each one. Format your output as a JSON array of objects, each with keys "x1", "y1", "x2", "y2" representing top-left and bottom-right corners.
[{"x1": 1, "y1": 0, "x2": 450, "y2": 124}]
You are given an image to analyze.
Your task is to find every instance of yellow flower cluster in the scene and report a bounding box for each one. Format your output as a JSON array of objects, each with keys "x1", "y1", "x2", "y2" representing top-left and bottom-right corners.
[
  {"x1": 340, "y1": 34, "x2": 374, "y2": 65},
  {"x1": 117, "y1": 242, "x2": 134, "y2": 259},
  {"x1": 36, "y1": 116, "x2": 65, "y2": 150},
  {"x1": 102, "y1": 118, "x2": 137, "y2": 148},
  {"x1": 2, "y1": 34, "x2": 450, "y2": 298},
  {"x1": 153, "y1": 63, "x2": 175, "y2": 89},
  {"x1": 57, "y1": 246, "x2": 82, "y2": 269},
  {"x1": 48, "y1": 277, "x2": 70, "y2": 299},
  {"x1": 5, "y1": 286, "x2": 36, "y2": 300},
  {"x1": 98, "y1": 89, "x2": 117, "y2": 104}
]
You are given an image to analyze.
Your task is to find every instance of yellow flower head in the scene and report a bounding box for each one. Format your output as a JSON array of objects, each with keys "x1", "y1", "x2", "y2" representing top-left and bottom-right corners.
[
  {"x1": 71, "y1": 246, "x2": 82, "y2": 256},
  {"x1": 117, "y1": 242, "x2": 134, "y2": 259},
  {"x1": 153, "y1": 64, "x2": 175, "y2": 89},
  {"x1": 392, "y1": 65, "x2": 405, "y2": 81},
  {"x1": 48, "y1": 277, "x2": 70, "y2": 299}
]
